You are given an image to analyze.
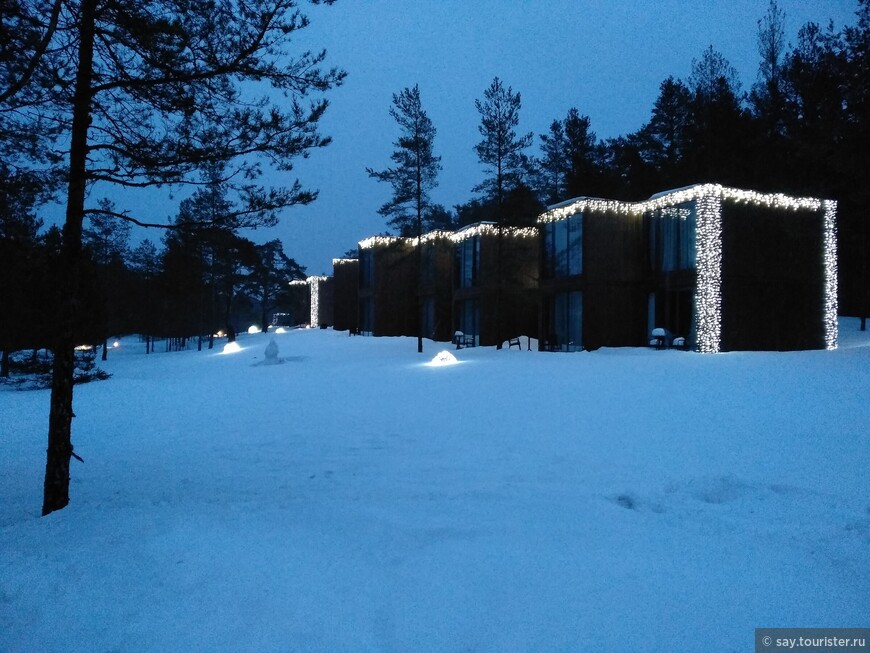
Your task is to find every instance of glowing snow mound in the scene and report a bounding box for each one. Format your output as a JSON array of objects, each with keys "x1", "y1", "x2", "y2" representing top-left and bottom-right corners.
[{"x1": 428, "y1": 350, "x2": 459, "y2": 367}]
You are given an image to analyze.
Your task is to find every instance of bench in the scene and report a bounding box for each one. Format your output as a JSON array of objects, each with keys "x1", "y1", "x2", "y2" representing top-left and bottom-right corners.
[
  {"x1": 649, "y1": 327, "x2": 668, "y2": 350},
  {"x1": 507, "y1": 337, "x2": 522, "y2": 350}
]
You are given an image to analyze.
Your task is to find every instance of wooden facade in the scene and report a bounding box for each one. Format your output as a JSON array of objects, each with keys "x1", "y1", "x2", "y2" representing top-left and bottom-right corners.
[
  {"x1": 420, "y1": 234, "x2": 456, "y2": 342},
  {"x1": 539, "y1": 207, "x2": 647, "y2": 351},
  {"x1": 332, "y1": 258, "x2": 359, "y2": 333},
  {"x1": 719, "y1": 201, "x2": 827, "y2": 351},
  {"x1": 357, "y1": 238, "x2": 417, "y2": 337},
  {"x1": 452, "y1": 223, "x2": 539, "y2": 347}
]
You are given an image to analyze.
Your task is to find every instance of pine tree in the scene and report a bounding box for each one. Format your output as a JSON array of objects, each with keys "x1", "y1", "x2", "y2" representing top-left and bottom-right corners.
[
  {"x1": 367, "y1": 84, "x2": 441, "y2": 237},
  {"x1": 474, "y1": 77, "x2": 532, "y2": 349},
  {"x1": 367, "y1": 84, "x2": 441, "y2": 352},
  {"x1": 244, "y1": 239, "x2": 306, "y2": 333},
  {"x1": 473, "y1": 77, "x2": 533, "y2": 209},
  {"x1": 537, "y1": 119, "x2": 568, "y2": 204}
]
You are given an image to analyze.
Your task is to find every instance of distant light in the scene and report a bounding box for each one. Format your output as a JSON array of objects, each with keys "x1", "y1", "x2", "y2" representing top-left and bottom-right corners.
[
  {"x1": 222, "y1": 342, "x2": 242, "y2": 354},
  {"x1": 427, "y1": 350, "x2": 459, "y2": 367},
  {"x1": 74, "y1": 344, "x2": 93, "y2": 351},
  {"x1": 112, "y1": 340, "x2": 120, "y2": 348},
  {"x1": 214, "y1": 330, "x2": 225, "y2": 338},
  {"x1": 275, "y1": 327, "x2": 287, "y2": 334},
  {"x1": 247, "y1": 325, "x2": 261, "y2": 334}
]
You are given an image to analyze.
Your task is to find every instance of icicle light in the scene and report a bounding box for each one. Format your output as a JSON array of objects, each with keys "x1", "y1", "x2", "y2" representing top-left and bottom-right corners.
[
  {"x1": 449, "y1": 224, "x2": 538, "y2": 243},
  {"x1": 332, "y1": 258, "x2": 357, "y2": 266},
  {"x1": 359, "y1": 226, "x2": 538, "y2": 250},
  {"x1": 358, "y1": 235, "x2": 402, "y2": 250},
  {"x1": 539, "y1": 184, "x2": 838, "y2": 353}
]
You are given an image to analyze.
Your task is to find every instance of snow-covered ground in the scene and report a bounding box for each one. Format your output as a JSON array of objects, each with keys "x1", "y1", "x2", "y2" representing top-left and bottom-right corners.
[{"x1": 2, "y1": 320, "x2": 868, "y2": 652}]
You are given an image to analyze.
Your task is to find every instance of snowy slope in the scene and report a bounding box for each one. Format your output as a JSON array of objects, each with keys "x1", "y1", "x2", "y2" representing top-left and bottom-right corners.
[{"x1": 2, "y1": 321, "x2": 868, "y2": 652}]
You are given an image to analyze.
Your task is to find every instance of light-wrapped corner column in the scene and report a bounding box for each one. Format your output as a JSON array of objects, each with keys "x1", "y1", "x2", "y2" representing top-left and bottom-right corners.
[
  {"x1": 695, "y1": 190, "x2": 723, "y2": 353},
  {"x1": 823, "y1": 200, "x2": 838, "y2": 350}
]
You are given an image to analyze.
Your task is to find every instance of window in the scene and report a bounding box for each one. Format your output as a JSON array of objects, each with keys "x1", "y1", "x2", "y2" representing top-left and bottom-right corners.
[
  {"x1": 422, "y1": 244, "x2": 436, "y2": 285},
  {"x1": 547, "y1": 291, "x2": 582, "y2": 351},
  {"x1": 422, "y1": 298, "x2": 436, "y2": 339},
  {"x1": 359, "y1": 297, "x2": 373, "y2": 335},
  {"x1": 544, "y1": 213, "x2": 583, "y2": 277},
  {"x1": 456, "y1": 237, "x2": 480, "y2": 288},
  {"x1": 459, "y1": 299, "x2": 479, "y2": 339},
  {"x1": 648, "y1": 205, "x2": 696, "y2": 272},
  {"x1": 359, "y1": 249, "x2": 374, "y2": 289}
]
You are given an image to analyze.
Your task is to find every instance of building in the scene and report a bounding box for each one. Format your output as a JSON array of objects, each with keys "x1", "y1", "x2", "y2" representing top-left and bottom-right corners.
[
  {"x1": 538, "y1": 184, "x2": 837, "y2": 352},
  {"x1": 341, "y1": 184, "x2": 836, "y2": 352}
]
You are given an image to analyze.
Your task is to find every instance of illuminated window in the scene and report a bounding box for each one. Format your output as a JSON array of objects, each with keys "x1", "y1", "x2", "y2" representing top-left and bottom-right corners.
[
  {"x1": 456, "y1": 237, "x2": 480, "y2": 288},
  {"x1": 459, "y1": 299, "x2": 479, "y2": 339},
  {"x1": 359, "y1": 249, "x2": 374, "y2": 289},
  {"x1": 648, "y1": 205, "x2": 696, "y2": 272},
  {"x1": 544, "y1": 213, "x2": 582, "y2": 278},
  {"x1": 546, "y1": 291, "x2": 582, "y2": 351}
]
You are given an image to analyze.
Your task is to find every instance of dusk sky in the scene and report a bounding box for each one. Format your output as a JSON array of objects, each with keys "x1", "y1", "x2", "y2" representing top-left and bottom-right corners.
[{"x1": 109, "y1": 0, "x2": 861, "y2": 275}]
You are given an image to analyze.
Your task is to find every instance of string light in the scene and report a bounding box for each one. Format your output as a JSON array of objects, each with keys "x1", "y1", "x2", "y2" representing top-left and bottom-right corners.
[
  {"x1": 449, "y1": 223, "x2": 539, "y2": 242},
  {"x1": 359, "y1": 235, "x2": 403, "y2": 250},
  {"x1": 332, "y1": 258, "x2": 357, "y2": 266},
  {"x1": 539, "y1": 184, "x2": 827, "y2": 223},
  {"x1": 823, "y1": 200, "x2": 838, "y2": 350},
  {"x1": 695, "y1": 194, "x2": 722, "y2": 353},
  {"x1": 359, "y1": 225, "x2": 538, "y2": 250},
  {"x1": 307, "y1": 276, "x2": 329, "y2": 328}
]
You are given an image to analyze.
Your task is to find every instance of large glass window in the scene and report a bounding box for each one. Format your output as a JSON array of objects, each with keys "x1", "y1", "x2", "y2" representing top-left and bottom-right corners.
[
  {"x1": 456, "y1": 237, "x2": 480, "y2": 288},
  {"x1": 421, "y1": 298, "x2": 436, "y2": 339},
  {"x1": 648, "y1": 205, "x2": 696, "y2": 272},
  {"x1": 422, "y1": 243, "x2": 436, "y2": 285},
  {"x1": 359, "y1": 249, "x2": 374, "y2": 289},
  {"x1": 547, "y1": 291, "x2": 582, "y2": 351},
  {"x1": 359, "y1": 297, "x2": 373, "y2": 335},
  {"x1": 459, "y1": 299, "x2": 479, "y2": 339},
  {"x1": 544, "y1": 214, "x2": 583, "y2": 277}
]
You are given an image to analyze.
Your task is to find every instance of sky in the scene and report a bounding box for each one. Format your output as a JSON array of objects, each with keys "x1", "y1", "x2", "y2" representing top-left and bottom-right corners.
[{"x1": 82, "y1": 0, "x2": 861, "y2": 275}]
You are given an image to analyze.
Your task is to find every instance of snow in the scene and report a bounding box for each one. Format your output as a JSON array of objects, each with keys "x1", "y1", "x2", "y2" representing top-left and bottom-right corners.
[{"x1": 2, "y1": 321, "x2": 869, "y2": 652}]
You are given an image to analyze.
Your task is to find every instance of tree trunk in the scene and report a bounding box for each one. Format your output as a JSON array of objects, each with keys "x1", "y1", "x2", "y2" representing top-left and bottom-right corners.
[
  {"x1": 416, "y1": 153, "x2": 423, "y2": 354},
  {"x1": 43, "y1": 0, "x2": 96, "y2": 516},
  {"x1": 261, "y1": 298, "x2": 268, "y2": 335},
  {"x1": 1, "y1": 349, "x2": 9, "y2": 378},
  {"x1": 494, "y1": 167, "x2": 504, "y2": 350},
  {"x1": 101, "y1": 338, "x2": 108, "y2": 361},
  {"x1": 224, "y1": 289, "x2": 235, "y2": 342}
]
